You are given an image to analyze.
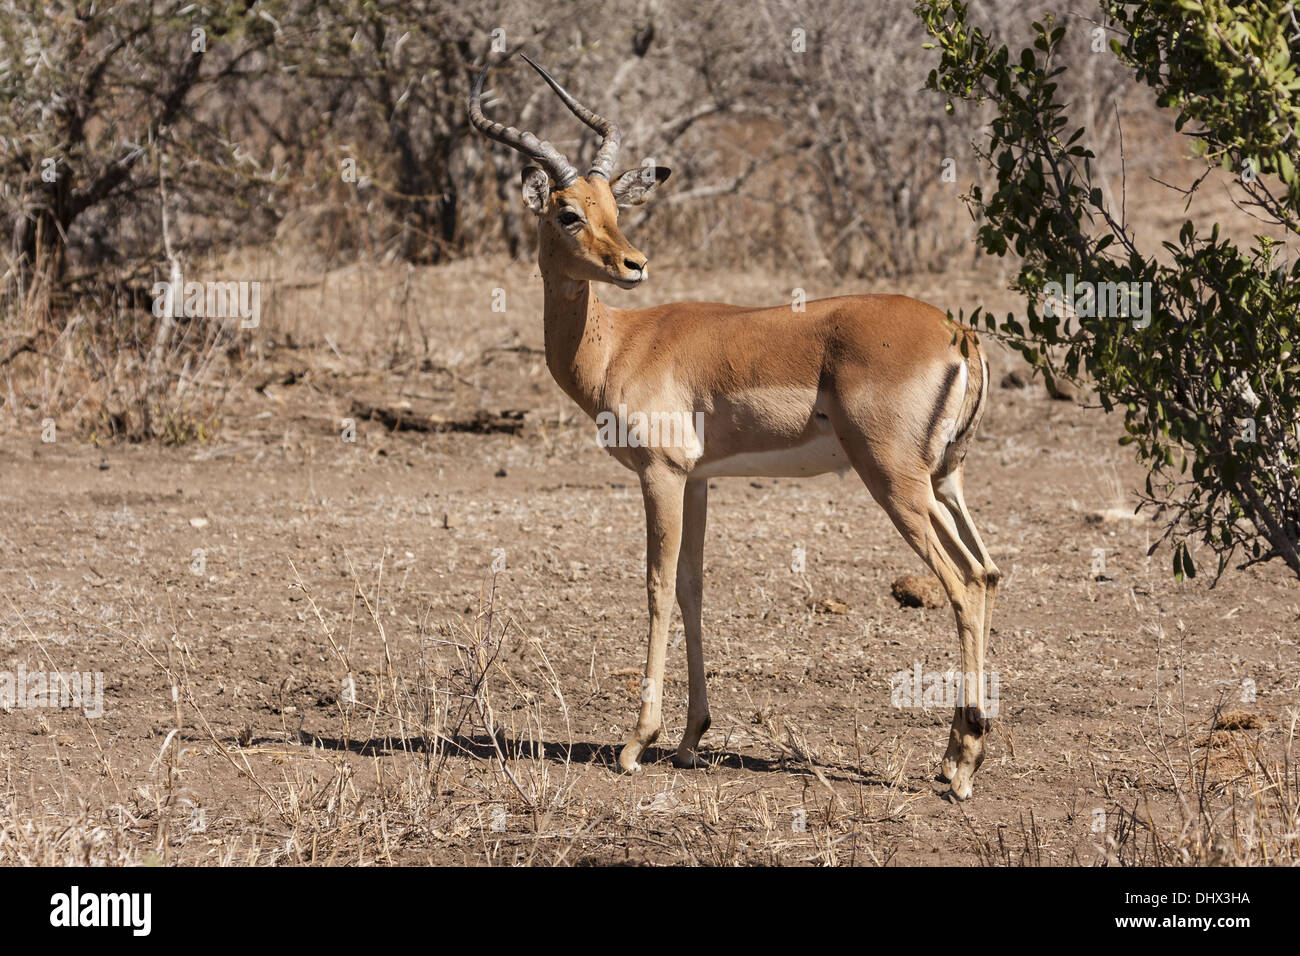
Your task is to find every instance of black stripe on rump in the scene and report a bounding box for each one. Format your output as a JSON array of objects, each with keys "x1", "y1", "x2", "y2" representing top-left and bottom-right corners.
[{"x1": 924, "y1": 363, "x2": 962, "y2": 468}]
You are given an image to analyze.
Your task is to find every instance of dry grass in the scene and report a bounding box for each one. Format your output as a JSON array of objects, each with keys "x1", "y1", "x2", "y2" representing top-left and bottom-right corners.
[
  {"x1": 0, "y1": 562, "x2": 929, "y2": 866},
  {"x1": 6, "y1": 553, "x2": 1291, "y2": 867},
  {"x1": 0, "y1": 250, "x2": 239, "y2": 443}
]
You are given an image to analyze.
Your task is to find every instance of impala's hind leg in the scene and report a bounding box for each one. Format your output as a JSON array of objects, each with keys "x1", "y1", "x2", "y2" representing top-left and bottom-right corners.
[
  {"x1": 932, "y1": 466, "x2": 1001, "y2": 783},
  {"x1": 885, "y1": 488, "x2": 988, "y2": 800},
  {"x1": 837, "y1": 435, "x2": 992, "y2": 800}
]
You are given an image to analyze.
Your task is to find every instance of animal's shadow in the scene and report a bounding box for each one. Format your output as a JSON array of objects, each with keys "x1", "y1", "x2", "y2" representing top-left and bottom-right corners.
[{"x1": 259, "y1": 730, "x2": 898, "y2": 789}]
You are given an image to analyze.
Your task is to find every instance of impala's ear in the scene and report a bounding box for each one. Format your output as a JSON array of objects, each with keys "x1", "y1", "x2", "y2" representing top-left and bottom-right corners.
[
  {"x1": 521, "y1": 165, "x2": 550, "y2": 215},
  {"x1": 610, "y1": 165, "x2": 671, "y2": 207}
]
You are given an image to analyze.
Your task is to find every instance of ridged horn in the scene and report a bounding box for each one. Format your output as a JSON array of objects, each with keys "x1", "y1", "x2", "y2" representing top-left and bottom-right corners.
[
  {"x1": 519, "y1": 53, "x2": 622, "y2": 181},
  {"x1": 468, "y1": 62, "x2": 579, "y2": 189}
]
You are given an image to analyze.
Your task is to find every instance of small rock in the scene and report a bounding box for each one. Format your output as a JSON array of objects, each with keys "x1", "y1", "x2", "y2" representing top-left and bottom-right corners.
[
  {"x1": 807, "y1": 597, "x2": 851, "y2": 614},
  {"x1": 1046, "y1": 378, "x2": 1079, "y2": 401},
  {"x1": 890, "y1": 574, "x2": 946, "y2": 609},
  {"x1": 494, "y1": 467, "x2": 507, "y2": 478},
  {"x1": 1000, "y1": 370, "x2": 1028, "y2": 389},
  {"x1": 189, "y1": 517, "x2": 209, "y2": 529},
  {"x1": 1085, "y1": 507, "x2": 1143, "y2": 525},
  {"x1": 639, "y1": 790, "x2": 681, "y2": 812}
]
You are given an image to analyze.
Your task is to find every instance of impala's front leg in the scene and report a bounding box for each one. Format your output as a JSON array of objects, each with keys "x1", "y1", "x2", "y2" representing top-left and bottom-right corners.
[
  {"x1": 618, "y1": 464, "x2": 685, "y2": 773},
  {"x1": 673, "y1": 478, "x2": 710, "y2": 768}
]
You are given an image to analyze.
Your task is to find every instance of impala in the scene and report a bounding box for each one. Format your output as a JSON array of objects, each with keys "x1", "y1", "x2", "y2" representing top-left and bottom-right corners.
[{"x1": 469, "y1": 55, "x2": 1001, "y2": 800}]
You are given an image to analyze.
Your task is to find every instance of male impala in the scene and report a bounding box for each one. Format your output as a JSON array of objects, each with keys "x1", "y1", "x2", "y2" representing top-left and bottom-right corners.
[{"x1": 469, "y1": 55, "x2": 1001, "y2": 800}]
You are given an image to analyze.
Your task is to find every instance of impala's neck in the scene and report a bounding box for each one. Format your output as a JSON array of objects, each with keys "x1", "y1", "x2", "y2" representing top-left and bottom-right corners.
[{"x1": 539, "y1": 251, "x2": 615, "y2": 420}]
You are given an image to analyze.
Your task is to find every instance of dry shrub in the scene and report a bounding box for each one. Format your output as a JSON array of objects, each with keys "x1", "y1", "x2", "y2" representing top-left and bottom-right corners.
[{"x1": 1, "y1": 246, "x2": 252, "y2": 442}]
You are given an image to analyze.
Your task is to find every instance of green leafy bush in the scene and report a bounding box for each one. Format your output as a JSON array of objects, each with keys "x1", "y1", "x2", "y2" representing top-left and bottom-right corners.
[{"x1": 916, "y1": 0, "x2": 1300, "y2": 580}]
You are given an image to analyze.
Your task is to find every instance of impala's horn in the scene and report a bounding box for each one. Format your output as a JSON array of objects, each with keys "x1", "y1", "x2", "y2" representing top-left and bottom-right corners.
[
  {"x1": 468, "y1": 62, "x2": 579, "y2": 189},
  {"x1": 519, "y1": 53, "x2": 623, "y2": 181}
]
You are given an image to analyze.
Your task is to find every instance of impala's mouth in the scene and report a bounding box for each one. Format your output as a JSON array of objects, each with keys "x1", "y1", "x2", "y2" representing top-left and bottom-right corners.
[{"x1": 611, "y1": 264, "x2": 647, "y2": 289}]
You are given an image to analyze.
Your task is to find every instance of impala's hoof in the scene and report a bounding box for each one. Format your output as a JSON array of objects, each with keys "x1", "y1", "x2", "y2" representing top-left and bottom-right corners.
[
  {"x1": 617, "y1": 744, "x2": 644, "y2": 773},
  {"x1": 948, "y1": 772, "x2": 974, "y2": 802},
  {"x1": 673, "y1": 751, "x2": 707, "y2": 769}
]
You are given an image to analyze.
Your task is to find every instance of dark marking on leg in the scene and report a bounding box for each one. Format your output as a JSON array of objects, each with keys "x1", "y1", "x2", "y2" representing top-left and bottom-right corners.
[{"x1": 924, "y1": 363, "x2": 961, "y2": 467}]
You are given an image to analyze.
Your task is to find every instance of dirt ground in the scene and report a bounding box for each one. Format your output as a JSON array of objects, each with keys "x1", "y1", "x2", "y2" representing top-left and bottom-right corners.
[{"x1": 1, "y1": 260, "x2": 1296, "y2": 866}]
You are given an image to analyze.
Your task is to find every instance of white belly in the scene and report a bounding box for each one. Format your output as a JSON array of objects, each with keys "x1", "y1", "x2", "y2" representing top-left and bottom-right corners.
[{"x1": 690, "y1": 430, "x2": 850, "y2": 479}]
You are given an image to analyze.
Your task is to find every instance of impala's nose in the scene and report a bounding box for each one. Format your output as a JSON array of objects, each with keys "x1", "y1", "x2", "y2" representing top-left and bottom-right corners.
[{"x1": 611, "y1": 253, "x2": 647, "y2": 288}]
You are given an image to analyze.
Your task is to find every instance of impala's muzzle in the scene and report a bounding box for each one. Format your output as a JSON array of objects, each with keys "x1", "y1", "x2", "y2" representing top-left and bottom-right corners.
[{"x1": 613, "y1": 257, "x2": 647, "y2": 288}]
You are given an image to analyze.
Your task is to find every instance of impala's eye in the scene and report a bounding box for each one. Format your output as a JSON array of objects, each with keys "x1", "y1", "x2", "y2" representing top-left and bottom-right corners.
[{"x1": 558, "y1": 209, "x2": 583, "y2": 227}]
